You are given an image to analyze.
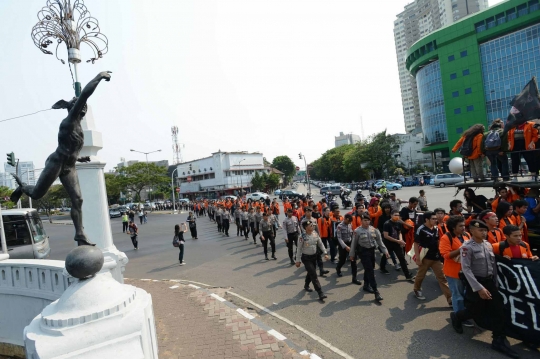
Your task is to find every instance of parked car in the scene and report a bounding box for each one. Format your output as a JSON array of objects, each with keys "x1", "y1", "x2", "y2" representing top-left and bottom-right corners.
[
  {"x1": 274, "y1": 189, "x2": 282, "y2": 196},
  {"x1": 109, "y1": 208, "x2": 121, "y2": 218},
  {"x1": 178, "y1": 198, "x2": 190, "y2": 204},
  {"x1": 433, "y1": 173, "x2": 464, "y2": 187},
  {"x1": 246, "y1": 192, "x2": 270, "y2": 201},
  {"x1": 223, "y1": 195, "x2": 238, "y2": 201},
  {"x1": 325, "y1": 185, "x2": 342, "y2": 195},
  {"x1": 374, "y1": 181, "x2": 403, "y2": 190},
  {"x1": 279, "y1": 190, "x2": 304, "y2": 199},
  {"x1": 320, "y1": 186, "x2": 329, "y2": 195},
  {"x1": 143, "y1": 202, "x2": 155, "y2": 210}
]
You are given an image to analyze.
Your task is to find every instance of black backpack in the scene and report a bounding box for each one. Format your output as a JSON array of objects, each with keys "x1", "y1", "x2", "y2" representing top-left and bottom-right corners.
[{"x1": 459, "y1": 135, "x2": 475, "y2": 156}]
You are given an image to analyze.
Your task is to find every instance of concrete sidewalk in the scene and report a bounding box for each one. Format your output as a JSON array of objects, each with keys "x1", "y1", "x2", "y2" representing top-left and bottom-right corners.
[{"x1": 127, "y1": 279, "x2": 319, "y2": 359}]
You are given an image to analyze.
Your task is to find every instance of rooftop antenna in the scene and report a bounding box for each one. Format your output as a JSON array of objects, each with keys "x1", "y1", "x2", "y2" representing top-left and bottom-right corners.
[
  {"x1": 171, "y1": 126, "x2": 185, "y2": 164},
  {"x1": 360, "y1": 115, "x2": 365, "y2": 141}
]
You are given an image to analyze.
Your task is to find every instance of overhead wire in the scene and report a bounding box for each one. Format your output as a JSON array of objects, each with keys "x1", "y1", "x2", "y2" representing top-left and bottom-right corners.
[{"x1": 0, "y1": 108, "x2": 53, "y2": 123}]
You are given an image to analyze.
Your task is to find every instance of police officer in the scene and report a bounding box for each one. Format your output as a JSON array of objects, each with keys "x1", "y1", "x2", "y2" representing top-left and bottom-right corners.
[
  {"x1": 283, "y1": 208, "x2": 300, "y2": 265},
  {"x1": 450, "y1": 219, "x2": 519, "y2": 359},
  {"x1": 216, "y1": 205, "x2": 223, "y2": 233},
  {"x1": 335, "y1": 214, "x2": 361, "y2": 285},
  {"x1": 254, "y1": 207, "x2": 263, "y2": 244},
  {"x1": 260, "y1": 212, "x2": 277, "y2": 260},
  {"x1": 221, "y1": 208, "x2": 232, "y2": 237},
  {"x1": 248, "y1": 208, "x2": 258, "y2": 245},
  {"x1": 234, "y1": 206, "x2": 243, "y2": 236},
  {"x1": 241, "y1": 207, "x2": 250, "y2": 240},
  {"x1": 301, "y1": 208, "x2": 329, "y2": 277},
  {"x1": 350, "y1": 213, "x2": 388, "y2": 301}
]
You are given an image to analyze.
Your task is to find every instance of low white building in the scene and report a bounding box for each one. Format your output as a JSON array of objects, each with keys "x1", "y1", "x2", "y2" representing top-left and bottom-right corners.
[
  {"x1": 176, "y1": 151, "x2": 269, "y2": 198},
  {"x1": 335, "y1": 132, "x2": 361, "y2": 148},
  {"x1": 393, "y1": 131, "x2": 432, "y2": 172}
]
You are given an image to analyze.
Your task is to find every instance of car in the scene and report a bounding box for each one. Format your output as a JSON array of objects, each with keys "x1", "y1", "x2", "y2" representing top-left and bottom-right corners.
[
  {"x1": 246, "y1": 192, "x2": 270, "y2": 201},
  {"x1": 143, "y1": 202, "x2": 155, "y2": 210},
  {"x1": 223, "y1": 195, "x2": 238, "y2": 201},
  {"x1": 325, "y1": 185, "x2": 342, "y2": 195},
  {"x1": 374, "y1": 181, "x2": 403, "y2": 190},
  {"x1": 178, "y1": 198, "x2": 190, "y2": 204},
  {"x1": 274, "y1": 189, "x2": 282, "y2": 196},
  {"x1": 320, "y1": 186, "x2": 329, "y2": 195},
  {"x1": 279, "y1": 190, "x2": 303, "y2": 199},
  {"x1": 109, "y1": 208, "x2": 121, "y2": 218},
  {"x1": 433, "y1": 173, "x2": 464, "y2": 187}
]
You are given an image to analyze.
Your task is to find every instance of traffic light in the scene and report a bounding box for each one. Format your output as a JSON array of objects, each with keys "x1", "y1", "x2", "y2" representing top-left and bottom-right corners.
[
  {"x1": 6, "y1": 152, "x2": 15, "y2": 167},
  {"x1": 189, "y1": 164, "x2": 192, "y2": 171},
  {"x1": 298, "y1": 153, "x2": 302, "y2": 159}
]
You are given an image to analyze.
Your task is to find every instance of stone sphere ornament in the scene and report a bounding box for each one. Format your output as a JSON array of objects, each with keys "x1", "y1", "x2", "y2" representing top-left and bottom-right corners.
[
  {"x1": 449, "y1": 157, "x2": 464, "y2": 175},
  {"x1": 65, "y1": 246, "x2": 104, "y2": 279}
]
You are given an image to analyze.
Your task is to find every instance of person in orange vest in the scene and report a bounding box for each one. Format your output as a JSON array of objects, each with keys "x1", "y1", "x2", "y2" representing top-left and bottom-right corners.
[
  {"x1": 434, "y1": 208, "x2": 448, "y2": 237},
  {"x1": 283, "y1": 198, "x2": 292, "y2": 214},
  {"x1": 438, "y1": 215, "x2": 472, "y2": 325},
  {"x1": 368, "y1": 198, "x2": 383, "y2": 228},
  {"x1": 511, "y1": 199, "x2": 529, "y2": 243},
  {"x1": 508, "y1": 120, "x2": 539, "y2": 181},
  {"x1": 318, "y1": 207, "x2": 332, "y2": 255},
  {"x1": 451, "y1": 124, "x2": 486, "y2": 182},
  {"x1": 478, "y1": 210, "x2": 505, "y2": 244},
  {"x1": 491, "y1": 187, "x2": 516, "y2": 212},
  {"x1": 493, "y1": 225, "x2": 538, "y2": 260},
  {"x1": 351, "y1": 206, "x2": 364, "y2": 230},
  {"x1": 495, "y1": 201, "x2": 514, "y2": 231}
]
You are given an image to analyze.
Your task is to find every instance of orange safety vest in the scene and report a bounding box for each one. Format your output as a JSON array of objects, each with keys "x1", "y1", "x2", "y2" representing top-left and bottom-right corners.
[
  {"x1": 487, "y1": 228, "x2": 505, "y2": 244},
  {"x1": 318, "y1": 216, "x2": 331, "y2": 238},
  {"x1": 511, "y1": 213, "x2": 529, "y2": 243},
  {"x1": 492, "y1": 240, "x2": 533, "y2": 259},
  {"x1": 351, "y1": 215, "x2": 362, "y2": 230}
]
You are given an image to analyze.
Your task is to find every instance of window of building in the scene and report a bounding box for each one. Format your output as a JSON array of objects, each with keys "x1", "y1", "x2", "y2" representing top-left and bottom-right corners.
[
  {"x1": 530, "y1": 0, "x2": 540, "y2": 12},
  {"x1": 450, "y1": 73, "x2": 457, "y2": 80},
  {"x1": 448, "y1": 55, "x2": 455, "y2": 62},
  {"x1": 487, "y1": 16, "x2": 496, "y2": 29},
  {"x1": 467, "y1": 105, "x2": 474, "y2": 112},
  {"x1": 462, "y1": 69, "x2": 470, "y2": 76},
  {"x1": 460, "y1": 50, "x2": 468, "y2": 57},
  {"x1": 452, "y1": 91, "x2": 459, "y2": 97},
  {"x1": 518, "y1": 4, "x2": 528, "y2": 17},
  {"x1": 454, "y1": 108, "x2": 461, "y2": 114},
  {"x1": 496, "y1": 12, "x2": 506, "y2": 25},
  {"x1": 465, "y1": 87, "x2": 472, "y2": 94},
  {"x1": 507, "y1": 8, "x2": 516, "y2": 21},
  {"x1": 475, "y1": 21, "x2": 486, "y2": 33}
]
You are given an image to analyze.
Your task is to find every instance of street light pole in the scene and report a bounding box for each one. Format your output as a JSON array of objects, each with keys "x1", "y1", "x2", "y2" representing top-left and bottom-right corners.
[
  {"x1": 130, "y1": 149, "x2": 161, "y2": 201},
  {"x1": 171, "y1": 168, "x2": 178, "y2": 214},
  {"x1": 299, "y1": 153, "x2": 311, "y2": 195},
  {"x1": 238, "y1": 158, "x2": 245, "y2": 197}
]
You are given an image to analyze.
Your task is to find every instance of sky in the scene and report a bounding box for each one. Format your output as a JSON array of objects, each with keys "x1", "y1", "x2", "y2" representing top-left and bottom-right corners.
[{"x1": 0, "y1": 0, "x2": 504, "y2": 172}]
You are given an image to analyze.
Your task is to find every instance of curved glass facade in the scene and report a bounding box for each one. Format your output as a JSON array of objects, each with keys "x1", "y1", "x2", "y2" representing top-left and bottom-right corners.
[
  {"x1": 417, "y1": 60, "x2": 447, "y2": 145},
  {"x1": 481, "y1": 23, "x2": 540, "y2": 124}
]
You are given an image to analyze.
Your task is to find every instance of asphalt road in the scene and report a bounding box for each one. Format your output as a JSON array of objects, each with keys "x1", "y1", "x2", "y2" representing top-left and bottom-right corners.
[{"x1": 43, "y1": 184, "x2": 537, "y2": 359}]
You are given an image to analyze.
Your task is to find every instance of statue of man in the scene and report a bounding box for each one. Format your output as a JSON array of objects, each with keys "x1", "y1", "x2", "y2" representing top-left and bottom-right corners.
[{"x1": 10, "y1": 71, "x2": 112, "y2": 246}]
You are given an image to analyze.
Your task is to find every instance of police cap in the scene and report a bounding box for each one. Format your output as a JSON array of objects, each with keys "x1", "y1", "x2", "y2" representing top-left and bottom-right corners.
[{"x1": 469, "y1": 219, "x2": 488, "y2": 230}]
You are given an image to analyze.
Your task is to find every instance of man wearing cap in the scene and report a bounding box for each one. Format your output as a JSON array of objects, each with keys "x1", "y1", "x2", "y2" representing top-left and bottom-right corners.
[
  {"x1": 296, "y1": 220, "x2": 329, "y2": 301},
  {"x1": 335, "y1": 214, "x2": 361, "y2": 285},
  {"x1": 450, "y1": 219, "x2": 519, "y2": 358},
  {"x1": 216, "y1": 205, "x2": 223, "y2": 233},
  {"x1": 260, "y1": 212, "x2": 277, "y2": 260},
  {"x1": 301, "y1": 208, "x2": 329, "y2": 277},
  {"x1": 350, "y1": 213, "x2": 388, "y2": 301},
  {"x1": 241, "y1": 206, "x2": 250, "y2": 239},
  {"x1": 329, "y1": 207, "x2": 344, "y2": 263},
  {"x1": 283, "y1": 208, "x2": 300, "y2": 265}
]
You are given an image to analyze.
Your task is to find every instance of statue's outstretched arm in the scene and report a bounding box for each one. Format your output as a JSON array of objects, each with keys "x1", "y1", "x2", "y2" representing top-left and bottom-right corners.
[{"x1": 70, "y1": 71, "x2": 112, "y2": 117}]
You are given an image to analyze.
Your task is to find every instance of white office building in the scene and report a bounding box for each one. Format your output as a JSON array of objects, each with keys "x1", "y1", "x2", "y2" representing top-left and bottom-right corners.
[
  {"x1": 393, "y1": 131, "x2": 432, "y2": 172},
  {"x1": 335, "y1": 132, "x2": 361, "y2": 148},
  {"x1": 0, "y1": 172, "x2": 14, "y2": 189},
  {"x1": 176, "y1": 151, "x2": 269, "y2": 198},
  {"x1": 394, "y1": 0, "x2": 488, "y2": 132},
  {"x1": 4, "y1": 161, "x2": 36, "y2": 187}
]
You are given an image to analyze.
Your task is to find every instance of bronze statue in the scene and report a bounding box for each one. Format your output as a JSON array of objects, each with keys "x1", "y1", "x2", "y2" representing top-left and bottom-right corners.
[{"x1": 10, "y1": 71, "x2": 112, "y2": 246}]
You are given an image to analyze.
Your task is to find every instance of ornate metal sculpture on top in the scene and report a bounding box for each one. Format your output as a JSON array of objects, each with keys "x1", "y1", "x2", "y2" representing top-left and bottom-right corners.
[{"x1": 10, "y1": 71, "x2": 112, "y2": 246}]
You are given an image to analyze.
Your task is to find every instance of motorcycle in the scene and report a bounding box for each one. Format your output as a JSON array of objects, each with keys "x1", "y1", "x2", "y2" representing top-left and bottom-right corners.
[{"x1": 342, "y1": 195, "x2": 352, "y2": 209}]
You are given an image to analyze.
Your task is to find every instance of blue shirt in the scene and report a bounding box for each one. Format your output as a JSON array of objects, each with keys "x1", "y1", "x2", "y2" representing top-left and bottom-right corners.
[{"x1": 524, "y1": 197, "x2": 537, "y2": 222}]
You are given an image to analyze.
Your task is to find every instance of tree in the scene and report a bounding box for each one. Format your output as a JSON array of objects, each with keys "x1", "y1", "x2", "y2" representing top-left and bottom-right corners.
[
  {"x1": 0, "y1": 186, "x2": 15, "y2": 209},
  {"x1": 362, "y1": 130, "x2": 401, "y2": 179},
  {"x1": 117, "y1": 162, "x2": 169, "y2": 202},
  {"x1": 266, "y1": 173, "x2": 280, "y2": 191},
  {"x1": 105, "y1": 173, "x2": 124, "y2": 204},
  {"x1": 34, "y1": 185, "x2": 69, "y2": 222},
  {"x1": 251, "y1": 172, "x2": 265, "y2": 191},
  {"x1": 309, "y1": 145, "x2": 355, "y2": 182},
  {"x1": 271, "y1": 156, "x2": 296, "y2": 184}
]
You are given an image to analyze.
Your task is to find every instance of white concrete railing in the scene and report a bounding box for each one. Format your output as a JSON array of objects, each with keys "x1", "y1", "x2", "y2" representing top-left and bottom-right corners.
[{"x1": 0, "y1": 259, "x2": 71, "y2": 348}]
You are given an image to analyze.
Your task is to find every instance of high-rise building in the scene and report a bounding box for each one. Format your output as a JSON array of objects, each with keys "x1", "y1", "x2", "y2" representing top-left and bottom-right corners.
[
  {"x1": 4, "y1": 161, "x2": 36, "y2": 187},
  {"x1": 406, "y1": 0, "x2": 540, "y2": 169},
  {"x1": 394, "y1": 0, "x2": 488, "y2": 133},
  {"x1": 335, "y1": 132, "x2": 361, "y2": 147},
  {"x1": 0, "y1": 172, "x2": 13, "y2": 189}
]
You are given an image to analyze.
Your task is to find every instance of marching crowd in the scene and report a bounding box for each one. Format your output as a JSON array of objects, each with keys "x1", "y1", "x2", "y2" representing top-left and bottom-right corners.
[{"x1": 168, "y1": 180, "x2": 540, "y2": 358}]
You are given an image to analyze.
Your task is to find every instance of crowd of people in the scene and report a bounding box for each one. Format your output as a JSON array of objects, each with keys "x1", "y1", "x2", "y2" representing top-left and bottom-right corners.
[{"x1": 168, "y1": 179, "x2": 540, "y2": 358}]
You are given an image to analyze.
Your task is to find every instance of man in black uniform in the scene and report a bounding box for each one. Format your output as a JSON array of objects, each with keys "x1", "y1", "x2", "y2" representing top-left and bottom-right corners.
[{"x1": 450, "y1": 220, "x2": 519, "y2": 359}]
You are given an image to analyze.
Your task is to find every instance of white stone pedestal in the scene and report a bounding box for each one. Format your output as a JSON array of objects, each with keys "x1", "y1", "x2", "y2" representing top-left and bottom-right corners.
[
  {"x1": 76, "y1": 106, "x2": 128, "y2": 283},
  {"x1": 24, "y1": 272, "x2": 158, "y2": 359}
]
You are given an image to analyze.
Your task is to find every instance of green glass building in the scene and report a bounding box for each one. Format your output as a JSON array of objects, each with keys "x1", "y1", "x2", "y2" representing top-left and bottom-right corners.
[{"x1": 406, "y1": 0, "x2": 540, "y2": 169}]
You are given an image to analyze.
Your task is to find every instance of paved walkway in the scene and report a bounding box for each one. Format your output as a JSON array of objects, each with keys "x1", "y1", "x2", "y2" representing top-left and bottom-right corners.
[{"x1": 127, "y1": 279, "x2": 316, "y2": 359}]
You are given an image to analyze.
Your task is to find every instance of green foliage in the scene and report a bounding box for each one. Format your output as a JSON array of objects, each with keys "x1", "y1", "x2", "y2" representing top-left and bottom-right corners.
[
  {"x1": 271, "y1": 156, "x2": 296, "y2": 184},
  {"x1": 310, "y1": 130, "x2": 401, "y2": 181},
  {"x1": 116, "y1": 162, "x2": 169, "y2": 201},
  {"x1": 266, "y1": 173, "x2": 280, "y2": 191},
  {"x1": 251, "y1": 172, "x2": 265, "y2": 191},
  {"x1": 34, "y1": 185, "x2": 69, "y2": 222},
  {"x1": 0, "y1": 186, "x2": 15, "y2": 209},
  {"x1": 105, "y1": 173, "x2": 124, "y2": 204}
]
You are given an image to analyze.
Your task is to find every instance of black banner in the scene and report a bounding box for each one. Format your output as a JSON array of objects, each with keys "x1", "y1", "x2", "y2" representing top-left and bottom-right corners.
[{"x1": 494, "y1": 256, "x2": 540, "y2": 344}]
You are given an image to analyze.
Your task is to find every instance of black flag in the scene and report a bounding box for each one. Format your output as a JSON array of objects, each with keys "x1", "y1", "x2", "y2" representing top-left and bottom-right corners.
[{"x1": 503, "y1": 77, "x2": 540, "y2": 134}]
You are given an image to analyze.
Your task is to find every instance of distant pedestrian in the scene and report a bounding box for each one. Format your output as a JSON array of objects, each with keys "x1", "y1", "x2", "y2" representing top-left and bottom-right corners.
[
  {"x1": 173, "y1": 223, "x2": 188, "y2": 265},
  {"x1": 138, "y1": 209, "x2": 144, "y2": 224},
  {"x1": 418, "y1": 190, "x2": 428, "y2": 211},
  {"x1": 122, "y1": 212, "x2": 129, "y2": 233},
  {"x1": 187, "y1": 211, "x2": 198, "y2": 239},
  {"x1": 128, "y1": 220, "x2": 139, "y2": 250},
  {"x1": 128, "y1": 210, "x2": 135, "y2": 222},
  {"x1": 143, "y1": 210, "x2": 148, "y2": 224}
]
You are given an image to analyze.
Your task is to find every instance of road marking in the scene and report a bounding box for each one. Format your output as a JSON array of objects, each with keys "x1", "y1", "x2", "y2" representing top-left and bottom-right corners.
[
  {"x1": 152, "y1": 280, "x2": 159, "y2": 282},
  {"x1": 268, "y1": 329, "x2": 286, "y2": 341},
  {"x1": 169, "y1": 285, "x2": 179, "y2": 289},
  {"x1": 226, "y1": 290, "x2": 354, "y2": 359},
  {"x1": 140, "y1": 279, "x2": 151, "y2": 281},
  {"x1": 188, "y1": 284, "x2": 200, "y2": 289},
  {"x1": 210, "y1": 293, "x2": 226, "y2": 302},
  {"x1": 236, "y1": 308, "x2": 254, "y2": 320}
]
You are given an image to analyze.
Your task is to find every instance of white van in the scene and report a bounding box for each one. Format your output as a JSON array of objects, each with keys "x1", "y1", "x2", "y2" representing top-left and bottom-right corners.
[{"x1": 1, "y1": 208, "x2": 51, "y2": 259}]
